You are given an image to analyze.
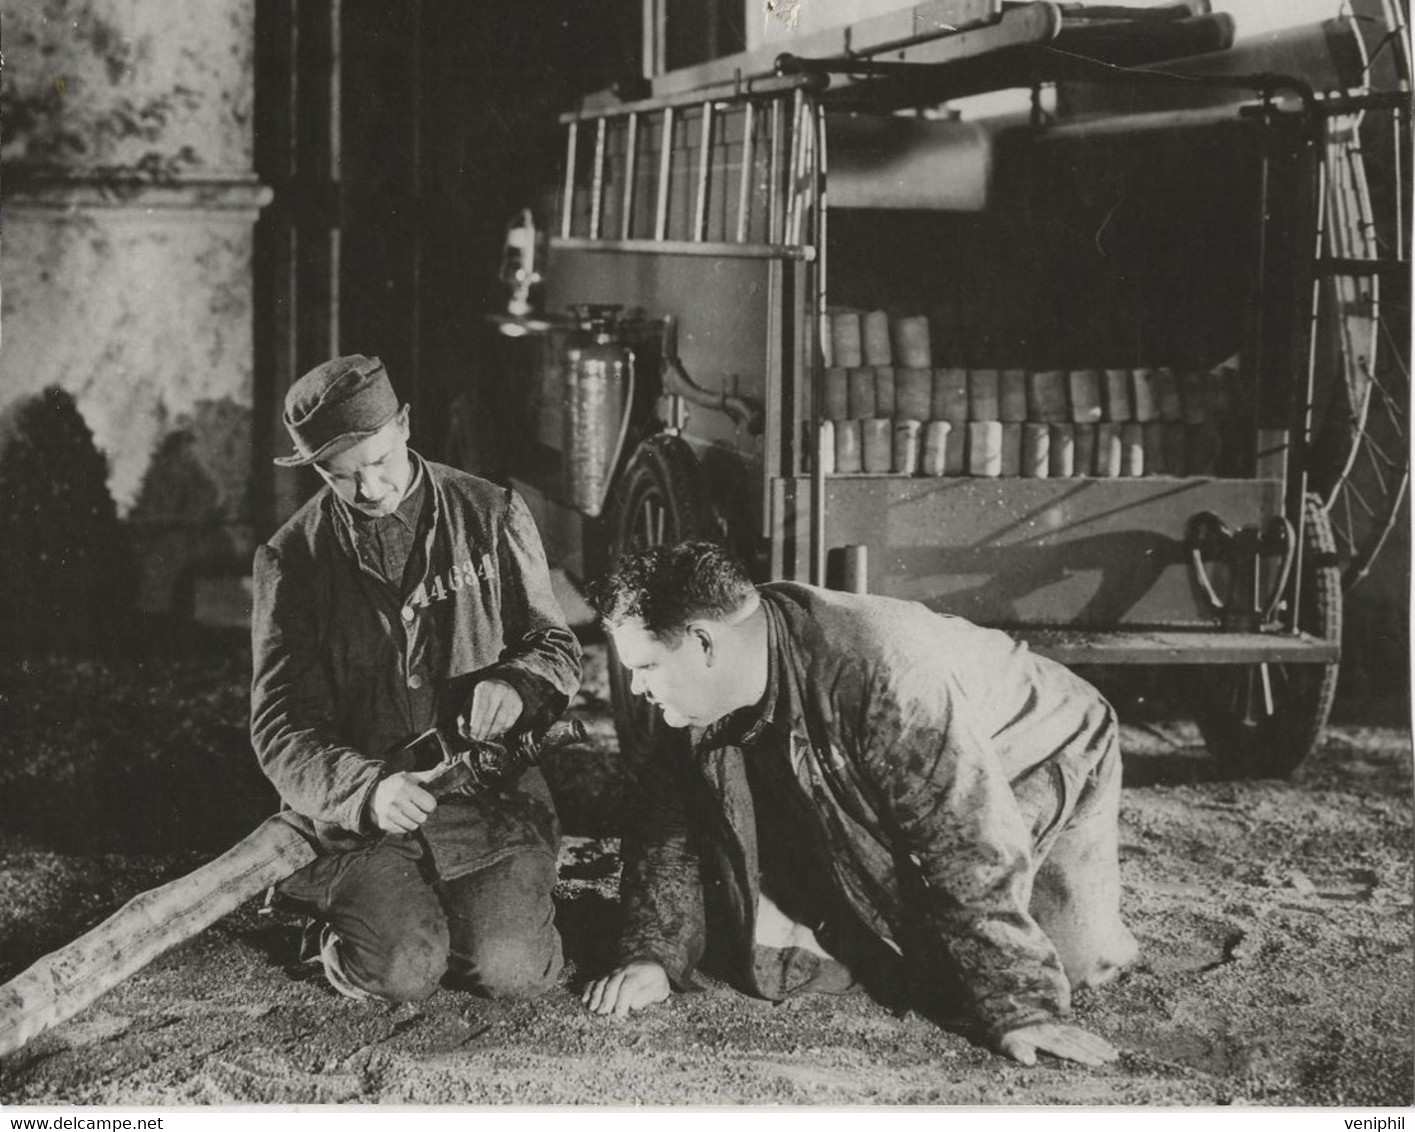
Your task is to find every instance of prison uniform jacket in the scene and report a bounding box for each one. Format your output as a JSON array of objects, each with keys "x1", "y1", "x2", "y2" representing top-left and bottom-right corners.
[
  {"x1": 618, "y1": 582, "x2": 1119, "y2": 1042},
  {"x1": 250, "y1": 453, "x2": 581, "y2": 881}
]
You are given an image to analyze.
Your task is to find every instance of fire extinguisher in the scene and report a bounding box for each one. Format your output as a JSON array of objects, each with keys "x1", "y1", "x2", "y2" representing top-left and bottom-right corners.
[{"x1": 563, "y1": 304, "x2": 636, "y2": 518}]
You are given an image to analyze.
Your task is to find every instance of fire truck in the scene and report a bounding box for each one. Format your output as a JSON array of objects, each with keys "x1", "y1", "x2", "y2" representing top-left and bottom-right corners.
[{"x1": 479, "y1": 1, "x2": 1410, "y2": 776}]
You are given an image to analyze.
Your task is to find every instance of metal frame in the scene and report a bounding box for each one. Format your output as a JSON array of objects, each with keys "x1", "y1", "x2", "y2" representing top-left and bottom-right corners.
[{"x1": 543, "y1": 7, "x2": 1387, "y2": 669}]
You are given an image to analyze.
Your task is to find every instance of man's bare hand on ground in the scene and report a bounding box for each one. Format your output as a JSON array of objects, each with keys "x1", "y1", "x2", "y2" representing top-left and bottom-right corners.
[
  {"x1": 370, "y1": 769, "x2": 438, "y2": 834},
  {"x1": 997, "y1": 1022, "x2": 1119, "y2": 1068},
  {"x1": 582, "y1": 961, "x2": 671, "y2": 1017},
  {"x1": 459, "y1": 678, "x2": 524, "y2": 740}
]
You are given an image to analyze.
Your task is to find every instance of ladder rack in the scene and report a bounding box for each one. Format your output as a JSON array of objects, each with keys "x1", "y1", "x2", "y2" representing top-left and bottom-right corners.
[{"x1": 556, "y1": 76, "x2": 822, "y2": 260}]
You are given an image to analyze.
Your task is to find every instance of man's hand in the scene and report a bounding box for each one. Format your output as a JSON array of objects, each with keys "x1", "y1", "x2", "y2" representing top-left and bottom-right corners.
[
  {"x1": 997, "y1": 1022, "x2": 1119, "y2": 1068},
  {"x1": 370, "y1": 768, "x2": 438, "y2": 834},
  {"x1": 581, "y1": 961, "x2": 671, "y2": 1017},
  {"x1": 458, "y1": 678, "x2": 524, "y2": 741}
]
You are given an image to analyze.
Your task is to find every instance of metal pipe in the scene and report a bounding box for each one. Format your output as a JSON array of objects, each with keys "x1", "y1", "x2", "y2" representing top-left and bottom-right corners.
[
  {"x1": 694, "y1": 101, "x2": 714, "y2": 242},
  {"x1": 768, "y1": 97, "x2": 783, "y2": 246},
  {"x1": 1312, "y1": 89, "x2": 1411, "y2": 114},
  {"x1": 623, "y1": 112, "x2": 639, "y2": 240},
  {"x1": 550, "y1": 235, "x2": 815, "y2": 260},
  {"x1": 641, "y1": 0, "x2": 661, "y2": 81},
  {"x1": 562, "y1": 120, "x2": 578, "y2": 239},
  {"x1": 840, "y1": 545, "x2": 869, "y2": 594},
  {"x1": 590, "y1": 118, "x2": 607, "y2": 239},
  {"x1": 1294, "y1": 153, "x2": 1332, "y2": 628},
  {"x1": 810, "y1": 95, "x2": 828, "y2": 587},
  {"x1": 785, "y1": 89, "x2": 805, "y2": 244},
  {"x1": 763, "y1": 255, "x2": 784, "y2": 528},
  {"x1": 737, "y1": 101, "x2": 756, "y2": 244},
  {"x1": 655, "y1": 106, "x2": 674, "y2": 241},
  {"x1": 1394, "y1": 106, "x2": 1407, "y2": 253},
  {"x1": 1250, "y1": 100, "x2": 1275, "y2": 483},
  {"x1": 1347, "y1": 120, "x2": 1382, "y2": 398}
]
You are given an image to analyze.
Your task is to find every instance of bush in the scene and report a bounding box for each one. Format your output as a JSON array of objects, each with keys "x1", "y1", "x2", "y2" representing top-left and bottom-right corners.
[{"x1": 0, "y1": 386, "x2": 139, "y2": 656}]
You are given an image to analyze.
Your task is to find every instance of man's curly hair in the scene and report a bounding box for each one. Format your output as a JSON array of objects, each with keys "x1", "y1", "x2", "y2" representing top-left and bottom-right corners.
[{"x1": 591, "y1": 541, "x2": 755, "y2": 640}]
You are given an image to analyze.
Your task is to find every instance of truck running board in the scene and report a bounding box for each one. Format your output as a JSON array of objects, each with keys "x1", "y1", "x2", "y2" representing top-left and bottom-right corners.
[{"x1": 1010, "y1": 627, "x2": 1339, "y2": 666}]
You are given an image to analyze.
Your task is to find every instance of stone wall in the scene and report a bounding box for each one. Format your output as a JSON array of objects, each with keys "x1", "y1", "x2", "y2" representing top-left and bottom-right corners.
[{"x1": 1, "y1": 0, "x2": 268, "y2": 612}]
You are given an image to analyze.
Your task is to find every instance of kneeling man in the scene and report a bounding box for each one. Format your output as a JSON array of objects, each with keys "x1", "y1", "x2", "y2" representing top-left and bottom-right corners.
[
  {"x1": 252, "y1": 355, "x2": 580, "y2": 1004},
  {"x1": 583, "y1": 541, "x2": 1137, "y2": 1067}
]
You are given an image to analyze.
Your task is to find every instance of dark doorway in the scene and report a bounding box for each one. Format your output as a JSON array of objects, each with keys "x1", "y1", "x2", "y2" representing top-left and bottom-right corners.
[{"x1": 251, "y1": 0, "x2": 641, "y2": 533}]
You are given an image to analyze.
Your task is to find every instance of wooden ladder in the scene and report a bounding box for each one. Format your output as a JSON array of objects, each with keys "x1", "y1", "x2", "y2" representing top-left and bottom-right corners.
[{"x1": 556, "y1": 75, "x2": 823, "y2": 256}]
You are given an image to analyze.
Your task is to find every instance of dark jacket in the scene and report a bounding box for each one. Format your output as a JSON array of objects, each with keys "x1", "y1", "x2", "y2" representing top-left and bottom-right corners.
[
  {"x1": 250, "y1": 456, "x2": 581, "y2": 879},
  {"x1": 619, "y1": 582, "x2": 1118, "y2": 1041}
]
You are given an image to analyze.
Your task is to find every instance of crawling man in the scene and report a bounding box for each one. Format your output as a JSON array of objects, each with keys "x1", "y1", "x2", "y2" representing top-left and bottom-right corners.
[{"x1": 583, "y1": 541, "x2": 1137, "y2": 1067}]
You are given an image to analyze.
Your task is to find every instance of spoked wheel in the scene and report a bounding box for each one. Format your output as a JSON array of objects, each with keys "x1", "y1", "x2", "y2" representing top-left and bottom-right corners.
[
  {"x1": 1191, "y1": 495, "x2": 1342, "y2": 778},
  {"x1": 605, "y1": 434, "x2": 714, "y2": 757},
  {"x1": 1315, "y1": 278, "x2": 1410, "y2": 590},
  {"x1": 1309, "y1": 105, "x2": 1411, "y2": 591}
]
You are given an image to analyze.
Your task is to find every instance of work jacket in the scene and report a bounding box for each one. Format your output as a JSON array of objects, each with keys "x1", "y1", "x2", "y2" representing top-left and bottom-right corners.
[
  {"x1": 619, "y1": 582, "x2": 1118, "y2": 1041},
  {"x1": 250, "y1": 455, "x2": 581, "y2": 880}
]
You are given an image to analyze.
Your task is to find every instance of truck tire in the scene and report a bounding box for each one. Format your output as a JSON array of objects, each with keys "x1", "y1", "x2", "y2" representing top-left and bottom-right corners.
[
  {"x1": 604, "y1": 434, "x2": 714, "y2": 758},
  {"x1": 1191, "y1": 495, "x2": 1342, "y2": 778}
]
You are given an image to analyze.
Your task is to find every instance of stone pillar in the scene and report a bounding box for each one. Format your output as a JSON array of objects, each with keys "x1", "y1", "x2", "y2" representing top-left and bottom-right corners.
[{"x1": 1, "y1": 0, "x2": 270, "y2": 613}]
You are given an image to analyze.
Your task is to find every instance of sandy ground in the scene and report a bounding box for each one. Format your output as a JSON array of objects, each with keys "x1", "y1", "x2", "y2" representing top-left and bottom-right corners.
[{"x1": 0, "y1": 643, "x2": 1411, "y2": 1107}]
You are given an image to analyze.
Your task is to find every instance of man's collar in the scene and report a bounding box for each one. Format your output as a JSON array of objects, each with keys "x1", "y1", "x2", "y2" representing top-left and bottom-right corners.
[
  {"x1": 388, "y1": 453, "x2": 427, "y2": 529},
  {"x1": 695, "y1": 591, "x2": 780, "y2": 750}
]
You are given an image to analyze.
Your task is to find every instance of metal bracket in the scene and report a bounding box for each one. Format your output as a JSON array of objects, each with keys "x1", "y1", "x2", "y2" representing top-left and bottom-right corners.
[
  {"x1": 660, "y1": 315, "x2": 765, "y2": 434},
  {"x1": 1186, "y1": 511, "x2": 1297, "y2": 633}
]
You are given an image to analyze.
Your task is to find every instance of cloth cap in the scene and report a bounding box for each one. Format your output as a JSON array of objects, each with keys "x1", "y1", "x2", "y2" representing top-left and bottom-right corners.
[{"x1": 275, "y1": 355, "x2": 400, "y2": 467}]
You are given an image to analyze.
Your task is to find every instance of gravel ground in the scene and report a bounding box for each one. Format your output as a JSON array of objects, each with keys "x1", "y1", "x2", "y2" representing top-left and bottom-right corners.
[{"x1": 0, "y1": 637, "x2": 1410, "y2": 1107}]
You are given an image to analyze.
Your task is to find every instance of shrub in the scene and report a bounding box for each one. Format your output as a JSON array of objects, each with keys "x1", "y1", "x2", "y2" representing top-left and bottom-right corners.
[{"x1": 0, "y1": 386, "x2": 138, "y2": 656}]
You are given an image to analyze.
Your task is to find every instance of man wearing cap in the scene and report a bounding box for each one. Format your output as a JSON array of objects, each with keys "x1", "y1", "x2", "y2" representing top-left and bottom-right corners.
[{"x1": 251, "y1": 355, "x2": 581, "y2": 1003}]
